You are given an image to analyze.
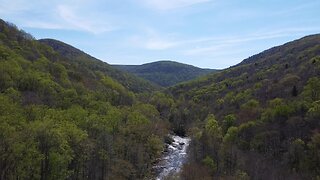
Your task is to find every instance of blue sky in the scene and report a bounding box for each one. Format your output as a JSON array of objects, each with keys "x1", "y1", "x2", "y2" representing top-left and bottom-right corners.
[{"x1": 1, "y1": 0, "x2": 320, "y2": 69}]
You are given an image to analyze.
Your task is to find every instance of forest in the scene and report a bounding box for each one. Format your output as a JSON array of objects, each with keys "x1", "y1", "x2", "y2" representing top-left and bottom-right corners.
[
  {"x1": 170, "y1": 34, "x2": 320, "y2": 179},
  {"x1": 0, "y1": 19, "x2": 176, "y2": 179},
  {"x1": 1, "y1": 18, "x2": 320, "y2": 180}
]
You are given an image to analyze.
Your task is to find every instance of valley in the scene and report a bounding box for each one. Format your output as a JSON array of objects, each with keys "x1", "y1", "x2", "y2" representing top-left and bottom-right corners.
[{"x1": 0, "y1": 18, "x2": 320, "y2": 180}]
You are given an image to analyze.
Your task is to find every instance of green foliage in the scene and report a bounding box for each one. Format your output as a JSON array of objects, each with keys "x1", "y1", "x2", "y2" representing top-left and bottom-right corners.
[
  {"x1": 4, "y1": 87, "x2": 21, "y2": 102},
  {"x1": 241, "y1": 99, "x2": 259, "y2": 110},
  {"x1": 205, "y1": 114, "x2": 222, "y2": 138},
  {"x1": 222, "y1": 114, "x2": 236, "y2": 134},
  {"x1": 302, "y1": 77, "x2": 320, "y2": 102},
  {"x1": 127, "y1": 111, "x2": 149, "y2": 126},
  {"x1": 251, "y1": 131, "x2": 280, "y2": 154},
  {"x1": 202, "y1": 156, "x2": 217, "y2": 172},
  {"x1": 169, "y1": 34, "x2": 320, "y2": 179},
  {"x1": 147, "y1": 135, "x2": 163, "y2": 159},
  {"x1": 287, "y1": 138, "x2": 306, "y2": 172},
  {"x1": 2, "y1": 18, "x2": 320, "y2": 180},
  {"x1": 235, "y1": 170, "x2": 250, "y2": 180},
  {"x1": 261, "y1": 98, "x2": 294, "y2": 122},
  {"x1": 114, "y1": 61, "x2": 217, "y2": 87},
  {"x1": 237, "y1": 121, "x2": 257, "y2": 150},
  {"x1": 307, "y1": 100, "x2": 320, "y2": 119},
  {"x1": 223, "y1": 126, "x2": 239, "y2": 144},
  {"x1": 303, "y1": 133, "x2": 320, "y2": 176},
  {"x1": 0, "y1": 19, "x2": 168, "y2": 180},
  {"x1": 0, "y1": 56, "x2": 23, "y2": 90}
]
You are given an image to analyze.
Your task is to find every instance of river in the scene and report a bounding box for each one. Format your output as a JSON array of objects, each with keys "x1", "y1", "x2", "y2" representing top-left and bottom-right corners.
[{"x1": 154, "y1": 135, "x2": 191, "y2": 180}]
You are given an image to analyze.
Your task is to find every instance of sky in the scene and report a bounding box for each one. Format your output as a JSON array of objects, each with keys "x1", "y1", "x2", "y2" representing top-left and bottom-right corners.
[{"x1": 0, "y1": 0, "x2": 320, "y2": 69}]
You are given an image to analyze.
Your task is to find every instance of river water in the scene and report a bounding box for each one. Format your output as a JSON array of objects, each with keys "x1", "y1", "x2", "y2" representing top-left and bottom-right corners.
[{"x1": 154, "y1": 135, "x2": 191, "y2": 180}]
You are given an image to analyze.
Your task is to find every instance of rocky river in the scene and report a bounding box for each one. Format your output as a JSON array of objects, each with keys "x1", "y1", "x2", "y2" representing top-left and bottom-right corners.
[{"x1": 154, "y1": 135, "x2": 191, "y2": 180}]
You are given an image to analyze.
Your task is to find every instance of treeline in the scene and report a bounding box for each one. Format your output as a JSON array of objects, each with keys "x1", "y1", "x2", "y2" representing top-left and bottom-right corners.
[
  {"x1": 169, "y1": 34, "x2": 320, "y2": 179},
  {"x1": 0, "y1": 19, "x2": 178, "y2": 180}
]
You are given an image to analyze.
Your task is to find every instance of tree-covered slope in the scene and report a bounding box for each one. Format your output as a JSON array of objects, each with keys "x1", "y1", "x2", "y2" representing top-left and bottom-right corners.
[
  {"x1": 169, "y1": 34, "x2": 320, "y2": 179},
  {"x1": 39, "y1": 39, "x2": 160, "y2": 93},
  {"x1": 0, "y1": 19, "x2": 173, "y2": 179},
  {"x1": 113, "y1": 61, "x2": 217, "y2": 87},
  {"x1": 2, "y1": 16, "x2": 320, "y2": 180}
]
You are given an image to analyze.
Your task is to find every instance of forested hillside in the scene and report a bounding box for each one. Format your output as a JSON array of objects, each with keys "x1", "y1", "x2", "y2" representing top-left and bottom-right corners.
[
  {"x1": 39, "y1": 39, "x2": 160, "y2": 93},
  {"x1": 169, "y1": 34, "x2": 320, "y2": 179},
  {"x1": 0, "y1": 19, "x2": 176, "y2": 179},
  {"x1": 113, "y1": 61, "x2": 216, "y2": 87},
  {"x1": 1, "y1": 17, "x2": 320, "y2": 180}
]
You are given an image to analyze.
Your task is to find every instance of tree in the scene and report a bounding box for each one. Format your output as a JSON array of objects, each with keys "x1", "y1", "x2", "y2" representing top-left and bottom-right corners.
[
  {"x1": 205, "y1": 114, "x2": 222, "y2": 138},
  {"x1": 307, "y1": 100, "x2": 320, "y2": 120},
  {"x1": 222, "y1": 114, "x2": 236, "y2": 134},
  {"x1": 202, "y1": 155, "x2": 217, "y2": 173},
  {"x1": 223, "y1": 126, "x2": 238, "y2": 144},
  {"x1": 302, "y1": 77, "x2": 320, "y2": 102},
  {"x1": 287, "y1": 139, "x2": 306, "y2": 172},
  {"x1": 306, "y1": 133, "x2": 320, "y2": 175}
]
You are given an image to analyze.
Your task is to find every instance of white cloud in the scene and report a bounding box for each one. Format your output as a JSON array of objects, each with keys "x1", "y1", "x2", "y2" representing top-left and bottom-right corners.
[
  {"x1": 129, "y1": 35, "x2": 178, "y2": 50},
  {"x1": 56, "y1": 5, "x2": 116, "y2": 34},
  {"x1": 128, "y1": 28, "x2": 181, "y2": 50},
  {"x1": 23, "y1": 21, "x2": 65, "y2": 30},
  {"x1": 0, "y1": 0, "x2": 117, "y2": 34},
  {"x1": 267, "y1": 1, "x2": 320, "y2": 17},
  {"x1": 183, "y1": 27, "x2": 320, "y2": 55},
  {"x1": 128, "y1": 26, "x2": 320, "y2": 52},
  {"x1": 145, "y1": 38, "x2": 178, "y2": 50},
  {"x1": 140, "y1": 0, "x2": 211, "y2": 11},
  {"x1": 0, "y1": 0, "x2": 32, "y2": 14}
]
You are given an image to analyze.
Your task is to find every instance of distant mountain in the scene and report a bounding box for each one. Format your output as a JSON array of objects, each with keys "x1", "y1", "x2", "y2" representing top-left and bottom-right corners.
[
  {"x1": 113, "y1": 61, "x2": 217, "y2": 87},
  {"x1": 39, "y1": 39, "x2": 160, "y2": 93}
]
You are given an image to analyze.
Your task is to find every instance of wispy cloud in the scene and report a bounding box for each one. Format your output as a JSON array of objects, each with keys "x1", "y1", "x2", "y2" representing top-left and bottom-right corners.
[
  {"x1": 55, "y1": 5, "x2": 116, "y2": 34},
  {"x1": 183, "y1": 27, "x2": 320, "y2": 55},
  {"x1": 0, "y1": 0, "x2": 117, "y2": 34},
  {"x1": 130, "y1": 36, "x2": 178, "y2": 50},
  {"x1": 128, "y1": 28, "x2": 180, "y2": 50},
  {"x1": 139, "y1": 0, "x2": 212, "y2": 11},
  {"x1": 0, "y1": 0, "x2": 32, "y2": 14},
  {"x1": 266, "y1": 1, "x2": 320, "y2": 17},
  {"x1": 130, "y1": 26, "x2": 320, "y2": 53},
  {"x1": 23, "y1": 21, "x2": 65, "y2": 30},
  {"x1": 144, "y1": 39, "x2": 178, "y2": 50}
]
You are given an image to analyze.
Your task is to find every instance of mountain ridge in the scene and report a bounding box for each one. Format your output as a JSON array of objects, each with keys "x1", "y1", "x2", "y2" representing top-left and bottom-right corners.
[
  {"x1": 239, "y1": 34, "x2": 320, "y2": 66},
  {"x1": 39, "y1": 38, "x2": 161, "y2": 92},
  {"x1": 113, "y1": 60, "x2": 217, "y2": 87}
]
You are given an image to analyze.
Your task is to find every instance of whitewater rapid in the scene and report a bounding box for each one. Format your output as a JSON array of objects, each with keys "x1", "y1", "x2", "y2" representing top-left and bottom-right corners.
[{"x1": 154, "y1": 135, "x2": 191, "y2": 180}]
